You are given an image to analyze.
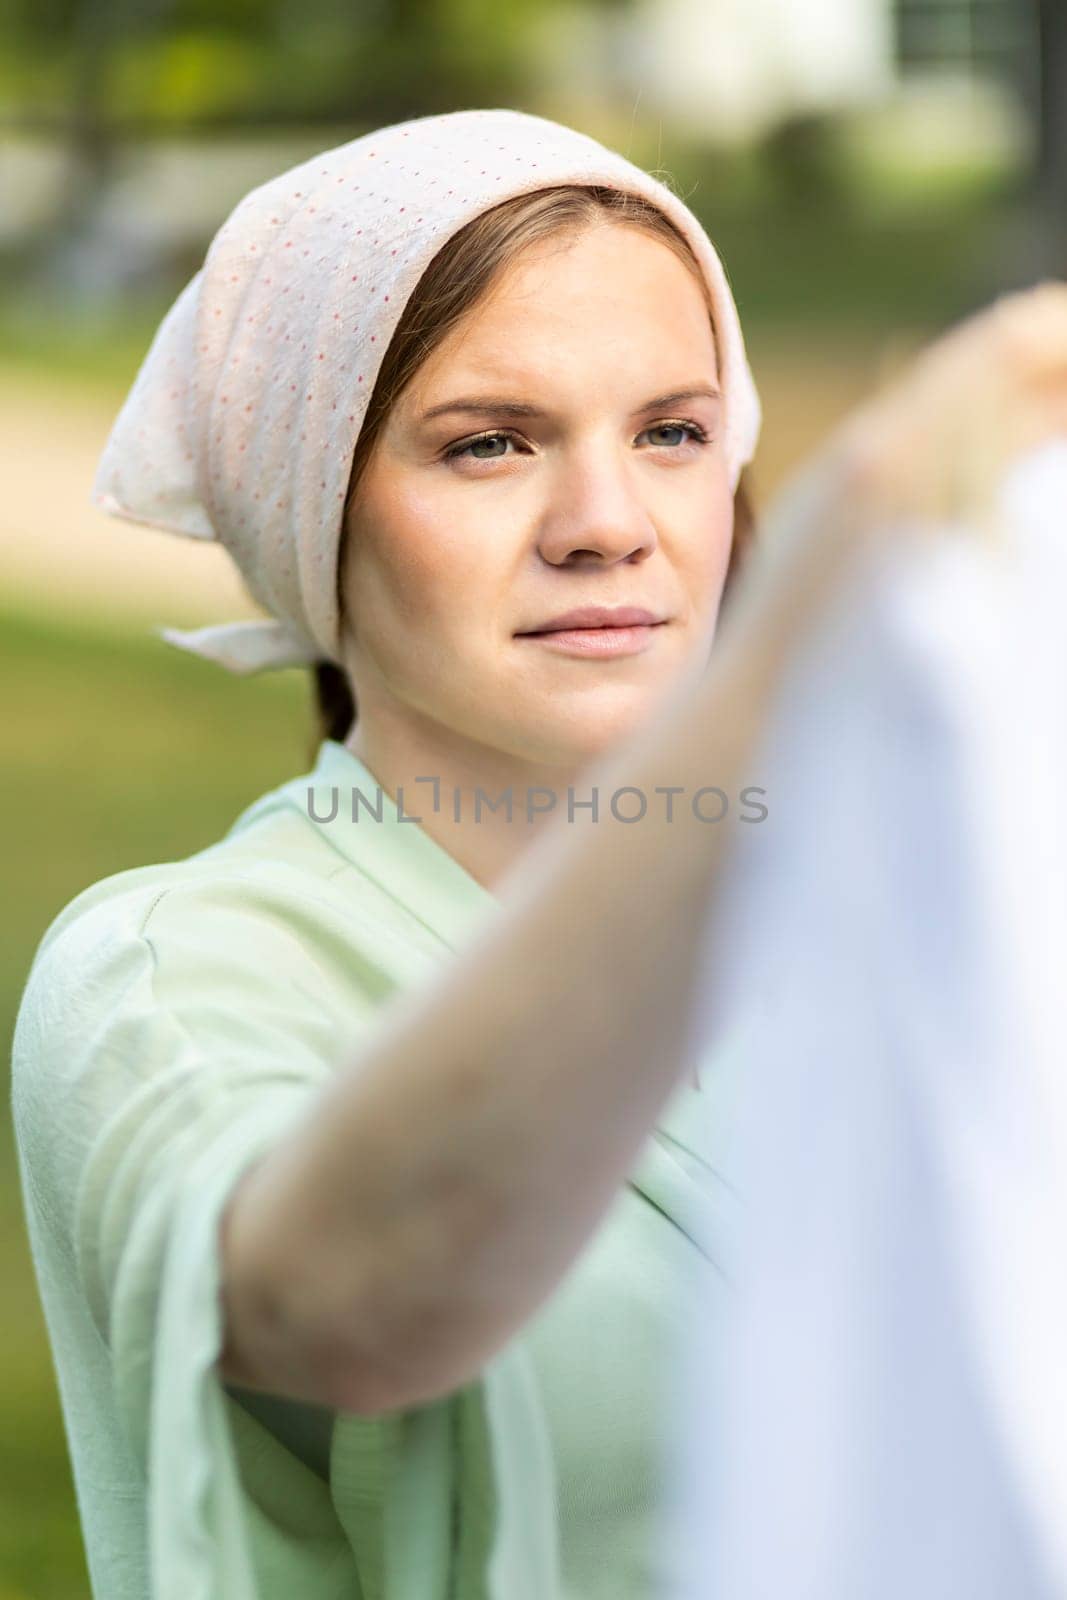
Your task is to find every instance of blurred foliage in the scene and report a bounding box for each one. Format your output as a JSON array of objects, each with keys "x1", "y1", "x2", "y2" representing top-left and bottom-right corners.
[
  {"x1": 759, "y1": 111, "x2": 861, "y2": 212},
  {"x1": 0, "y1": 0, "x2": 607, "y2": 128}
]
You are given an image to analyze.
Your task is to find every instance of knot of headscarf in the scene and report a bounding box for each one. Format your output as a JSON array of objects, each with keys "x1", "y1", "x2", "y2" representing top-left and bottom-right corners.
[{"x1": 92, "y1": 107, "x2": 761, "y2": 675}]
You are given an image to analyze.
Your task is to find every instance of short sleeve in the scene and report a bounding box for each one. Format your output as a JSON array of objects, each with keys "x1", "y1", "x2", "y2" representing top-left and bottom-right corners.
[{"x1": 11, "y1": 876, "x2": 352, "y2": 1600}]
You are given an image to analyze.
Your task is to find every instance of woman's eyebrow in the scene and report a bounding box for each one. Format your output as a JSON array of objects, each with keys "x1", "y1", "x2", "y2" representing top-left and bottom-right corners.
[{"x1": 417, "y1": 385, "x2": 723, "y2": 423}]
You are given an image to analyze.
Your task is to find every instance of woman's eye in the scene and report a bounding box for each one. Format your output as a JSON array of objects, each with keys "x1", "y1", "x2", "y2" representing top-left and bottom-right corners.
[
  {"x1": 444, "y1": 431, "x2": 517, "y2": 462},
  {"x1": 642, "y1": 421, "x2": 709, "y2": 449}
]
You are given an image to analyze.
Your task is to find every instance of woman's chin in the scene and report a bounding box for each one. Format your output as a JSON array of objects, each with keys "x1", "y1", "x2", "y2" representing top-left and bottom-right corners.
[{"x1": 519, "y1": 695, "x2": 671, "y2": 768}]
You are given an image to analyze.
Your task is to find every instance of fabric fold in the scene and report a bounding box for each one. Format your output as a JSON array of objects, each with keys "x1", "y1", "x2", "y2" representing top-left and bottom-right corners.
[
  {"x1": 155, "y1": 619, "x2": 322, "y2": 675},
  {"x1": 140, "y1": 1098, "x2": 327, "y2": 1600}
]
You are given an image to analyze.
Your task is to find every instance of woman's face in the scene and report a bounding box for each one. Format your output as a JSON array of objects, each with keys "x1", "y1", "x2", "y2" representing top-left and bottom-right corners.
[{"x1": 339, "y1": 221, "x2": 735, "y2": 771}]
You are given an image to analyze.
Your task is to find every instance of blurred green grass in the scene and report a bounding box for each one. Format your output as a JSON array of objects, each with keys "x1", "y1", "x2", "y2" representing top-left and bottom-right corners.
[{"x1": 1, "y1": 606, "x2": 313, "y2": 1600}]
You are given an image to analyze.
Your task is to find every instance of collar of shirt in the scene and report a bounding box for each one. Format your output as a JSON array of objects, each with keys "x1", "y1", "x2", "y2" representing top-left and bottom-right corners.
[{"x1": 267, "y1": 737, "x2": 500, "y2": 952}]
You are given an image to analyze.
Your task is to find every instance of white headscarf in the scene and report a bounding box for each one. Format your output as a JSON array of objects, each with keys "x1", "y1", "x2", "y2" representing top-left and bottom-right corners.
[{"x1": 91, "y1": 107, "x2": 761, "y2": 676}]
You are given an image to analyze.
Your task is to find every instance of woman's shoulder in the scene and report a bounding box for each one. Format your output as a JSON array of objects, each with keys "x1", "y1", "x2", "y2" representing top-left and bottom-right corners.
[
  {"x1": 24, "y1": 775, "x2": 353, "y2": 978},
  {"x1": 9, "y1": 798, "x2": 387, "y2": 1197},
  {"x1": 10, "y1": 749, "x2": 485, "y2": 1147},
  {"x1": 12, "y1": 769, "x2": 450, "y2": 1095}
]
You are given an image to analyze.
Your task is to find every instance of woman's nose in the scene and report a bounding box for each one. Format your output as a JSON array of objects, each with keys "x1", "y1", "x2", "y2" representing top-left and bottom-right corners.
[{"x1": 535, "y1": 454, "x2": 659, "y2": 566}]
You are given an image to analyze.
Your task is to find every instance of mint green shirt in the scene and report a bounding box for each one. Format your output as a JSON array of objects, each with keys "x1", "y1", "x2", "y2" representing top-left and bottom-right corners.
[{"x1": 11, "y1": 738, "x2": 743, "y2": 1600}]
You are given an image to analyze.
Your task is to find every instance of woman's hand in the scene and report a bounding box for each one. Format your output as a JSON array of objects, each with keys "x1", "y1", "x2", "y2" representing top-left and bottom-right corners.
[
  {"x1": 834, "y1": 281, "x2": 1067, "y2": 529},
  {"x1": 708, "y1": 283, "x2": 1067, "y2": 743}
]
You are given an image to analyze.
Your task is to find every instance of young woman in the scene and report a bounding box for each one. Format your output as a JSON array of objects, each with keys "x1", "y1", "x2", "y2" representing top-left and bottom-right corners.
[{"x1": 12, "y1": 105, "x2": 1067, "y2": 1600}]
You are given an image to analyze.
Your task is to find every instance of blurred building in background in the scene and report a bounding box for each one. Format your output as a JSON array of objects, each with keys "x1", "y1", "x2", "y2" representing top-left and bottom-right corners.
[
  {"x1": 556, "y1": 0, "x2": 1034, "y2": 141},
  {"x1": 896, "y1": 0, "x2": 1029, "y2": 78},
  {"x1": 605, "y1": 0, "x2": 894, "y2": 142}
]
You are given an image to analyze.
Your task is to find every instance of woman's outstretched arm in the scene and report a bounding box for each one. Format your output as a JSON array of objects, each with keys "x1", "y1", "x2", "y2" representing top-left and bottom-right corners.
[
  {"x1": 217, "y1": 612, "x2": 779, "y2": 1415},
  {"x1": 219, "y1": 283, "x2": 1067, "y2": 1419}
]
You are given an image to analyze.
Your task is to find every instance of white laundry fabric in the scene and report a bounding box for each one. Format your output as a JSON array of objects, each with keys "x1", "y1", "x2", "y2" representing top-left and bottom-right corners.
[
  {"x1": 667, "y1": 436, "x2": 1067, "y2": 1599},
  {"x1": 90, "y1": 107, "x2": 760, "y2": 676}
]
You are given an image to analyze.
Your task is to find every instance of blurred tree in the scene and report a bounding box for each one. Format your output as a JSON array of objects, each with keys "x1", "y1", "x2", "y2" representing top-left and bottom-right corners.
[
  {"x1": 1037, "y1": 0, "x2": 1066, "y2": 226},
  {"x1": 0, "y1": 0, "x2": 638, "y2": 298},
  {"x1": 63, "y1": 0, "x2": 177, "y2": 241},
  {"x1": 0, "y1": 0, "x2": 586, "y2": 132},
  {"x1": 760, "y1": 111, "x2": 850, "y2": 214},
  {"x1": 0, "y1": 0, "x2": 562, "y2": 292}
]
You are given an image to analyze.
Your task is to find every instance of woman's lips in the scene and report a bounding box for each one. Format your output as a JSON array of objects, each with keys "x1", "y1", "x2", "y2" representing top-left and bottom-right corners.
[{"x1": 516, "y1": 622, "x2": 666, "y2": 657}]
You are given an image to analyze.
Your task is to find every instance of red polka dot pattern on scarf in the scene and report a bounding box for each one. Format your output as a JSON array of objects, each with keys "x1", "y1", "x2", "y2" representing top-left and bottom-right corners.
[{"x1": 90, "y1": 108, "x2": 761, "y2": 677}]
